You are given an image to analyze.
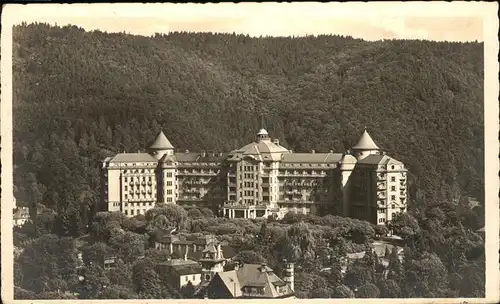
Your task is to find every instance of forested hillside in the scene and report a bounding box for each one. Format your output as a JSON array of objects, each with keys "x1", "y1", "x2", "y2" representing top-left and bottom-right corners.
[
  {"x1": 12, "y1": 22, "x2": 484, "y2": 234},
  {"x1": 11, "y1": 22, "x2": 486, "y2": 300}
]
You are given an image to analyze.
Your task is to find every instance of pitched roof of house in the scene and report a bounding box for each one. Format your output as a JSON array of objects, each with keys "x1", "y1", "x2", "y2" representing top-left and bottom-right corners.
[
  {"x1": 209, "y1": 263, "x2": 293, "y2": 298},
  {"x1": 149, "y1": 131, "x2": 174, "y2": 150},
  {"x1": 352, "y1": 129, "x2": 380, "y2": 150},
  {"x1": 13, "y1": 207, "x2": 30, "y2": 219},
  {"x1": 157, "y1": 258, "x2": 202, "y2": 275},
  {"x1": 218, "y1": 270, "x2": 242, "y2": 297},
  {"x1": 172, "y1": 264, "x2": 203, "y2": 276}
]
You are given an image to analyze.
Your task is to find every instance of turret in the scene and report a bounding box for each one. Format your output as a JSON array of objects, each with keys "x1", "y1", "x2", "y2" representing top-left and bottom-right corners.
[
  {"x1": 351, "y1": 128, "x2": 381, "y2": 161},
  {"x1": 148, "y1": 131, "x2": 175, "y2": 160},
  {"x1": 257, "y1": 128, "x2": 270, "y2": 142}
]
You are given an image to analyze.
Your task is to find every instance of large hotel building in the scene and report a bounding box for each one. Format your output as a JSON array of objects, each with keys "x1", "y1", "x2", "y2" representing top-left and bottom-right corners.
[{"x1": 102, "y1": 128, "x2": 408, "y2": 225}]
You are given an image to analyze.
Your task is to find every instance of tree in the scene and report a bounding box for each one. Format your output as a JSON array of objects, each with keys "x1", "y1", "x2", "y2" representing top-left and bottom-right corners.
[
  {"x1": 132, "y1": 257, "x2": 164, "y2": 298},
  {"x1": 81, "y1": 242, "x2": 112, "y2": 266},
  {"x1": 145, "y1": 204, "x2": 188, "y2": 233},
  {"x1": 387, "y1": 213, "x2": 421, "y2": 240},
  {"x1": 17, "y1": 234, "x2": 78, "y2": 293},
  {"x1": 404, "y1": 252, "x2": 449, "y2": 297},
  {"x1": 200, "y1": 207, "x2": 214, "y2": 217},
  {"x1": 356, "y1": 283, "x2": 380, "y2": 298},
  {"x1": 187, "y1": 208, "x2": 203, "y2": 219},
  {"x1": 233, "y1": 250, "x2": 266, "y2": 264},
  {"x1": 79, "y1": 264, "x2": 110, "y2": 299},
  {"x1": 378, "y1": 279, "x2": 402, "y2": 298},
  {"x1": 331, "y1": 284, "x2": 355, "y2": 298},
  {"x1": 180, "y1": 281, "x2": 196, "y2": 298},
  {"x1": 108, "y1": 231, "x2": 148, "y2": 264},
  {"x1": 294, "y1": 272, "x2": 329, "y2": 298},
  {"x1": 98, "y1": 284, "x2": 137, "y2": 299}
]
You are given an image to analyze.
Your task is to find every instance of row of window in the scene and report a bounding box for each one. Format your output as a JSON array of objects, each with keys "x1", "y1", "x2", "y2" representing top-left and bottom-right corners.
[
  {"x1": 242, "y1": 190, "x2": 256, "y2": 197},
  {"x1": 125, "y1": 201, "x2": 153, "y2": 207},
  {"x1": 124, "y1": 176, "x2": 153, "y2": 182},
  {"x1": 124, "y1": 193, "x2": 156, "y2": 200},
  {"x1": 279, "y1": 170, "x2": 327, "y2": 175},
  {"x1": 124, "y1": 185, "x2": 156, "y2": 191},
  {"x1": 243, "y1": 182, "x2": 256, "y2": 188},
  {"x1": 281, "y1": 163, "x2": 335, "y2": 168},
  {"x1": 124, "y1": 209, "x2": 150, "y2": 216},
  {"x1": 123, "y1": 168, "x2": 154, "y2": 174},
  {"x1": 184, "y1": 275, "x2": 199, "y2": 282}
]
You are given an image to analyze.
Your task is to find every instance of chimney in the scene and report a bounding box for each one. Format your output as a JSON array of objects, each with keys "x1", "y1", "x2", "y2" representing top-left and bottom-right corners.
[
  {"x1": 217, "y1": 244, "x2": 223, "y2": 259},
  {"x1": 185, "y1": 149, "x2": 190, "y2": 153},
  {"x1": 184, "y1": 245, "x2": 189, "y2": 261},
  {"x1": 283, "y1": 261, "x2": 294, "y2": 292},
  {"x1": 311, "y1": 149, "x2": 315, "y2": 154},
  {"x1": 329, "y1": 149, "x2": 334, "y2": 153},
  {"x1": 259, "y1": 263, "x2": 268, "y2": 272}
]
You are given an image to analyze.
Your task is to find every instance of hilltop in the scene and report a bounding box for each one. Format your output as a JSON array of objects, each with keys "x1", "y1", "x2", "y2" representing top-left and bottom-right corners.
[{"x1": 12, "y1": 23, "x2": 484, "y2": 227}]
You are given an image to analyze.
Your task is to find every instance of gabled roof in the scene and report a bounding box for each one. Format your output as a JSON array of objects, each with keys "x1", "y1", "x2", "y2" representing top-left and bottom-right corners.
[
  {"x1": 149, "y1": 131, "x2": 174, "y2": 150},
  {"x1": 110, "y1": 153, "x2": 157, "y2": 163},
  {"x1": 212, "y1": 264, "x2": 290, "y2": 298},
  {"x1": 217, "y1": 271, "x2": 242, "y2": 297},
  {"x1": 352, "y1": 129, "x2": 380, "y2": 150},
  {"x1": 236, "y1": 264, "x2": 288, "y2": 298}
]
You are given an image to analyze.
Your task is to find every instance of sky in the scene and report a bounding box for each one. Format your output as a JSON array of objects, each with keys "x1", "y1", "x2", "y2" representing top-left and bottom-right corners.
[{"x1": 3, "y1": 2, "x2": 488, "y2": 42}]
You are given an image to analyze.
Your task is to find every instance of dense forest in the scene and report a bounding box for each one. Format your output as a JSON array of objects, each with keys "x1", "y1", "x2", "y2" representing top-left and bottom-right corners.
[{"x1": 10, "y1": 22, "x2": 485, "y2": 299}]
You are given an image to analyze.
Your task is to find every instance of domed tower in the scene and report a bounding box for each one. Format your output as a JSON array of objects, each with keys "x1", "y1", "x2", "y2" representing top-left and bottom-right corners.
[
  {"x1": 148, "y1": 131, "x2": 175, "y2": 160},
  {"x1": 257, "y1": 128, "x2": 270, "y2": 142},
  {"x1": 351, "y1": 128, "x2": 381, "y2": 161}
]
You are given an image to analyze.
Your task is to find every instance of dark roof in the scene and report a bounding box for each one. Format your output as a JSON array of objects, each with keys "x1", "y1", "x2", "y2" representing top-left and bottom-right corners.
[
  {"x1": 221, "y1": 245, "x2": 237, "y2": 259},
  {"x1": 357, "y1": 154, "x2": 386, "y2": 165},
  {"x1": 172, "y1": 264, "x2": 202, "y2": 276}
]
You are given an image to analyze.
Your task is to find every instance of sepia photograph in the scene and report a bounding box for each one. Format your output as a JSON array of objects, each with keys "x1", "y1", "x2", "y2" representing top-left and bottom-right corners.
[{"x1": 1, "y1": 2, "x2": 499, "y2": 303}]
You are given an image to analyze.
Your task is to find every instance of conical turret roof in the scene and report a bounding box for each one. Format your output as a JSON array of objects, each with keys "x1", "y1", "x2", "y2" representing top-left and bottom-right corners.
[
  {"x1": 352, "y1": 129, "x2": 380, "y2": 150},
  {"x1": 149, "y1": 131, "x2": 174, "y2": 150}
]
